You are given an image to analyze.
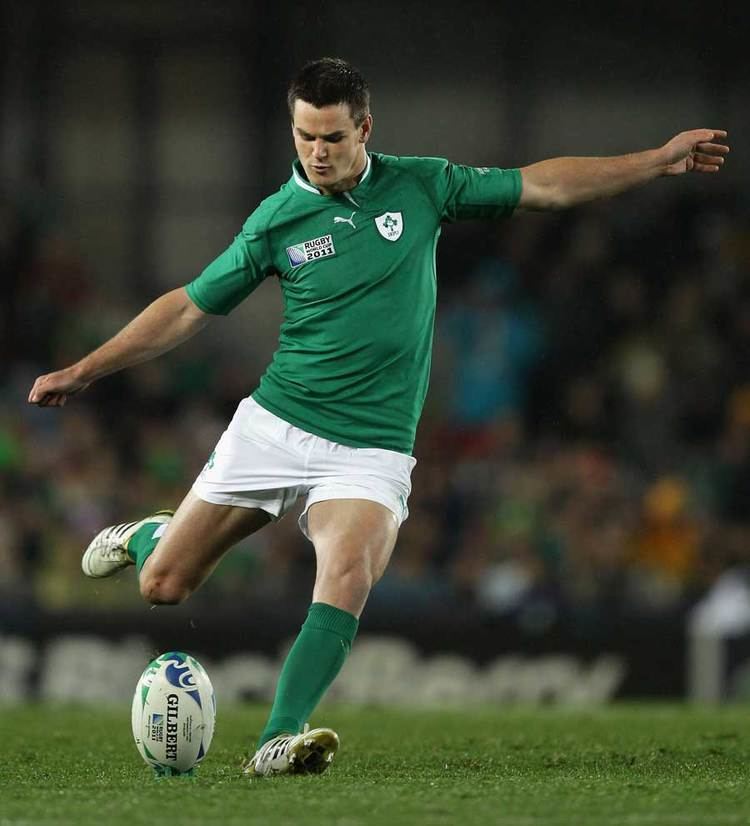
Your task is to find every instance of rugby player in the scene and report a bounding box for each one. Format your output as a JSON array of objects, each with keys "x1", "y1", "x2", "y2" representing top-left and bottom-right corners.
[{"x1": 28, "y1": 57, "x2": 728, "y2": 776}]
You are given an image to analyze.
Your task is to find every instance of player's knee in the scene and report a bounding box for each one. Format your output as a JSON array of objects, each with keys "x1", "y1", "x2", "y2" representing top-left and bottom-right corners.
[
  {"x1": 139, "y1": 573, "x2": 190, "y2": 606},
  {"x1": 320, "y1": 556, "x2": 374, "y2": 596}
]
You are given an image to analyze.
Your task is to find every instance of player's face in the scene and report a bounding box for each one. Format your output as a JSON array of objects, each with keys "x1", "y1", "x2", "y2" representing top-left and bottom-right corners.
[{"x1": 292, "y1": 100, "x2": 372, "y2": 195}]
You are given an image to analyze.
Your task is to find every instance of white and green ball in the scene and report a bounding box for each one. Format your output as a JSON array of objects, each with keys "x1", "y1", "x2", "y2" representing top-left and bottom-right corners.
[{"x1": 131, "y1": 651, "x2": 216, "y2": 775}]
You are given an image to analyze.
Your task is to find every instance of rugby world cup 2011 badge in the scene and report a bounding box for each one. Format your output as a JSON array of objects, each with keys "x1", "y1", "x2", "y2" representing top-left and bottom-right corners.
[
  {"x1": 286, "y1": 234, "x2": 336, "y2": 267},
  {"x1": 375, "y1": 212, "x2": 403, "y2": 242}
]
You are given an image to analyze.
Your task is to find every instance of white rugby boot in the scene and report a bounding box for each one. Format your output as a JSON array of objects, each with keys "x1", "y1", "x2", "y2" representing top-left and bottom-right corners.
[
  {"x1": 81, "y1": 510, "x2": 174, "y2": 578},
  {"x1": 242, "y1": 725, "x2": 340, "y2": 777}
]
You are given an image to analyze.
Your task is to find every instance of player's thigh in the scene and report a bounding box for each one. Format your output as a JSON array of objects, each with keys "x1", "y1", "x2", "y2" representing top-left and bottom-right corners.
[
  {"x1": 145, "y1": 489, "x2": 271, "y2": 587},
  {"x1": 306, "y1": 498, "x2": 399, "y2": 584}
]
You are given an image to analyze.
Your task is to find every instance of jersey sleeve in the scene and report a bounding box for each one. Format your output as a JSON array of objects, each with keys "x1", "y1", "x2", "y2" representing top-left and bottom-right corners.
[
  {"x1": 401, "y1": 156, "x2": 522, "y2": 222},
  {"x1": 185, "y1": 214, "x2": 272, "y2": 316}
]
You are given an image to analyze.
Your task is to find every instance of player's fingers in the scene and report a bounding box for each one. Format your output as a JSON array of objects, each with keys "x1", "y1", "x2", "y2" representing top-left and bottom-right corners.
[
  {"x1": 694, "y1": 153, "x2": 724, "y2": 166},
  {"x1": 691, "y1": 129, "x2": 727, "y2": 141},
  {"x1": 39, "y1": 393, "x2": 66, "y2": 407},
  {"x1": 692, "y1": 162, "x2": 720, "y2": 173},
  {"x1": 696, "y1": 142, "x2": 729, "y2": 155},
  {"x1": 28, "y1": 379, "x2": 47, "y2": 403}
]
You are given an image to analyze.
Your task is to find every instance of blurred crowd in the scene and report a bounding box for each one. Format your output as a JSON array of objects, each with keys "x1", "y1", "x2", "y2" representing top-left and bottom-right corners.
[{"x1": 2, "y1": 185, "x2": 749, "y2": 632}]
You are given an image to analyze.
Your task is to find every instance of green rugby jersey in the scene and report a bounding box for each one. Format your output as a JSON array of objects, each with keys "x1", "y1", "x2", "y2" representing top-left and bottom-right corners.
[{"x1": 185, "y1": 152, "x2": 521, "y2": 453}]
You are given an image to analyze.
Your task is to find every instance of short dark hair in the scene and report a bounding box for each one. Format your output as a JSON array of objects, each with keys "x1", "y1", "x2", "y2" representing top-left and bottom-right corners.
[{"x1": 287, "y1": 58, "x2": 370, "y2": 126}]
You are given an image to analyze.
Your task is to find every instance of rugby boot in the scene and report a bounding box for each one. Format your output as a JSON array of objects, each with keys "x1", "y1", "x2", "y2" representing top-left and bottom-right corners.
[
  {"x1": 81, "y1": 510, "x2": 174, "y2": 578},
  {"x1": 242, "y1": 725, "x2": 339, "y2": 777}
]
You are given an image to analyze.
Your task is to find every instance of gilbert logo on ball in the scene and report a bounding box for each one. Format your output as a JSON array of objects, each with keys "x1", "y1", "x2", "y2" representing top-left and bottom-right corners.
[{"x1": 131, "y1": 651, "x2": 216, "y2": 777}]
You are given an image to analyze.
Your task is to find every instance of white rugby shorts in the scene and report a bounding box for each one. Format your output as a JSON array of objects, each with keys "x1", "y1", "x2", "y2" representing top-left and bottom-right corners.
[{"x1": 192, "y1": 397, "x2": 416, "y2": 538}]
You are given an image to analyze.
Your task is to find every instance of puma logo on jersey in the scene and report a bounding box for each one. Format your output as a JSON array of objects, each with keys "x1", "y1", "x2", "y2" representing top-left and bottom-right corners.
[{"x1": 333, "y1": 211, "x2": 357, "y2": 229}]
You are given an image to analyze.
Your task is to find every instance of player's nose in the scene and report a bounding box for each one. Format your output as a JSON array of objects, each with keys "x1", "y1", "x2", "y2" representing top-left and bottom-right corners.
[{"x1": 312, "y1": 139, "x2": 328, "y2": 159}]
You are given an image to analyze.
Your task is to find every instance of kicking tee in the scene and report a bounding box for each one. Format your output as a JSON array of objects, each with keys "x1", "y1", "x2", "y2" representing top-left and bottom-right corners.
[{"x1": 186, "y1": 153, "x2": 521, "y2": 453}]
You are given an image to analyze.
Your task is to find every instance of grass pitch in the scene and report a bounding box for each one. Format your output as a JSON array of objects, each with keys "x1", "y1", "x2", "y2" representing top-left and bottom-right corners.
[{"x1": 1, "y1": 704, "x2": 748, "y2": 825}]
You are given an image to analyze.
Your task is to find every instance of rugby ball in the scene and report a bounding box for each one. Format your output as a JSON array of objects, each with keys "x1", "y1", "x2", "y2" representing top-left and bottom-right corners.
[{"x1": 131, "y1": 651, "x2": 216, "y2": 776}]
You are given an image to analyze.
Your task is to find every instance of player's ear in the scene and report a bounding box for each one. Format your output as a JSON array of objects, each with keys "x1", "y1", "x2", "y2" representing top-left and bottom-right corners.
[{"x1": 359, "y1": 114, "x2": 373, "y2": 143}]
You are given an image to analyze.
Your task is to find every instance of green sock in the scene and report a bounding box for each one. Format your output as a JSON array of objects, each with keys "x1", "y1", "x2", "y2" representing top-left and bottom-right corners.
[
  {"x1": 126, "y1": 522, "x2": 167, "y2": 574},
  {"x1": 258, "y1": 602, "x2": 358, "y2": 748}
]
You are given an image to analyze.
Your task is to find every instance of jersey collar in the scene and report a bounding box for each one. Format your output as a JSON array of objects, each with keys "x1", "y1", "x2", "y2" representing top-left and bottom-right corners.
[{"x1": 291, "y1": 153, "x2": 372, "y2": 201}]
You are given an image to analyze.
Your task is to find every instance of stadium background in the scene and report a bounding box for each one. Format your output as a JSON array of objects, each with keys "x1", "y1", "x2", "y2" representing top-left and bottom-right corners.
[{"x1": 1, "y1": 0, "x2": 749, "y2": 705}]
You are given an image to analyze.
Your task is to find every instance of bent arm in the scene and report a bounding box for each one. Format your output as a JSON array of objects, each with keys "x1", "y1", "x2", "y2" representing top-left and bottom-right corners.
[
  {"x1": 28, "y1": 287, "x2": 210, "y2": 406},
  {"x1": 519, "y1": 129, "x2": 728, "y2": 211}
]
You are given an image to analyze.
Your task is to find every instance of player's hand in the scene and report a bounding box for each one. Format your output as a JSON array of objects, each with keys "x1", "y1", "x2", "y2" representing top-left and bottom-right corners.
[
  {"x1": 28, "y1": 367, "x2": 90, "y2": 407},
  {"x1": 661, "y1": 129, "x2": 729, "y2": 176}
]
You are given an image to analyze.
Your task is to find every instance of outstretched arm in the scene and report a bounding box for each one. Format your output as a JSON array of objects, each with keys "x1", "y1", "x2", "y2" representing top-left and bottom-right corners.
[
  {"x1": 519, "y1": 129, "x2": 729, "y2": 211},
  {"x1": 28, "y1": 287, "x2": 210, "y2": 407}
]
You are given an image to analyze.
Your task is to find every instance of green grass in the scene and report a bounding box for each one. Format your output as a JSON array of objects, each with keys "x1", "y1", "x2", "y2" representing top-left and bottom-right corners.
[{"x1": 0, "y1": 704, "x2": 748, "y2": 825}]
